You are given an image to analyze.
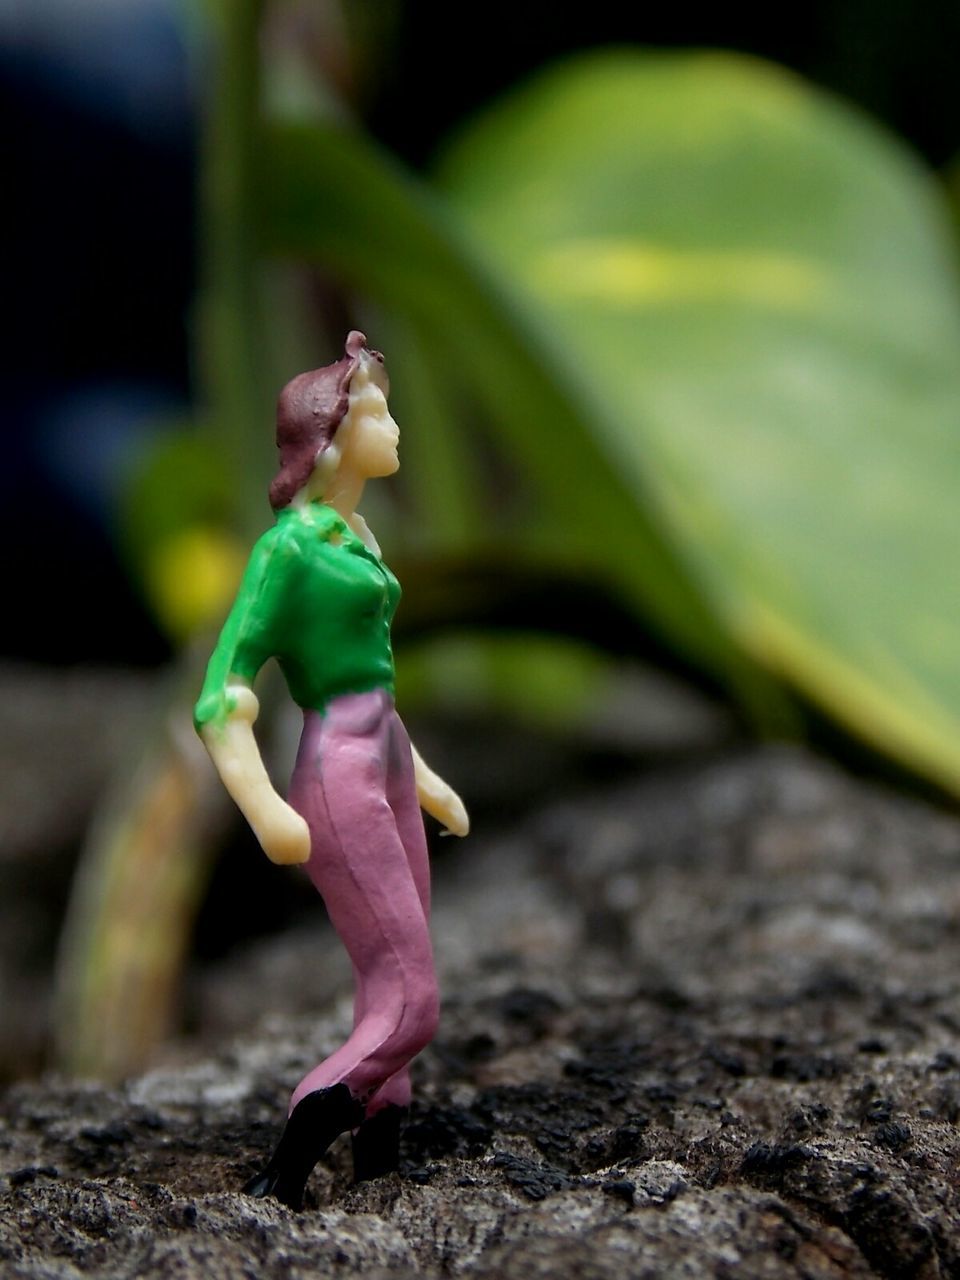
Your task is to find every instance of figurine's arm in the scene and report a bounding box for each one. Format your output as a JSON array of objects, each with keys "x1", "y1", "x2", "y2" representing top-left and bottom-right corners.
[
  {"x1": 410, "y1": 743, "x2": 469, "y2": 837},
  {"x1": 194, "y1": 526, "x2": 310, "y2": 866},
  {"x1": 200, "y1": 683, "x2": 310, "y2": 866}
]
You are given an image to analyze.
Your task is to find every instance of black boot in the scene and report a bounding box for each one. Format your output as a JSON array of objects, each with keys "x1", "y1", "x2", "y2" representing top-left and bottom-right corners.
[
  {"x1": 244, "y1": 1083, "x2": 364, "y2": 1210},
  {"x1": 351, "y1": 1104, "x2": 407, "y2": 1183}
]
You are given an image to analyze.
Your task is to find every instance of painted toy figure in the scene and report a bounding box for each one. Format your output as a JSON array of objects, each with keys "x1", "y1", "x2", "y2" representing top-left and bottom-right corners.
[{"x1": 194, "y1": 332, "x2": 469, "y2": 1209}]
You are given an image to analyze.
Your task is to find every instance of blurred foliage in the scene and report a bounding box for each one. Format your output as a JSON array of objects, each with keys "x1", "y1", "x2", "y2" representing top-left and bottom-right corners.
[
  {"x1": 58, "y1": 0, "x2": 960, "y2": 1077},
  {"x1": 435, "y1": 50, "x2": 960, "y2": 793},
  {"x1": 157, "y1": 18, "x2": 960, "y2": 790}
]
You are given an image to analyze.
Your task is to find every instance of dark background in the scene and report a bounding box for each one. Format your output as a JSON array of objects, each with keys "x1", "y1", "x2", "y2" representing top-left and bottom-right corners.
[{"x1": 3, "y1": 0, "x2": 959, "y2": 667}]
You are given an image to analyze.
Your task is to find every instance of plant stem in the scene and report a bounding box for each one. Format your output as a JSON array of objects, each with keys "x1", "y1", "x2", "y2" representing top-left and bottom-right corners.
[{"x1": 199, "y1": 0, "x2": 273, "y2": 531}]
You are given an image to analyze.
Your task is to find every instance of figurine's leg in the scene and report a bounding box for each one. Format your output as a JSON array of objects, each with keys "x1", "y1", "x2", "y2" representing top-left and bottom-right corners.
[
  {"x1": 242, "y1": 1083, "x2": 364, "y2": 1207},
  {"x1": 350, "y1": 1100, "x2": 408, "y2": 1183},
  {"x1": 292, "y1": 694, "x2": 438, "y2": 1085},
  {"x1": 347, "y1": 973, "x2": 411, "y2": 1182},
  {"x1": 349, "y1": 986, "x2": 413, "y2": 1111},
  {"x1": 384, "y1": 708, "x2": 432, "y2": 915},
  {"x1": 290, "y1": 692, "x2": 439, "y2": 1106},
  {"x1": 360, "y1": 709, "x2": 431, "y2": 1115},
  {"x1": 245, "y1": 692, "x2": 439, "y2": 1207},
  {"x1": 350, "y1": 709, "x2": 432, "y2": 1180}
]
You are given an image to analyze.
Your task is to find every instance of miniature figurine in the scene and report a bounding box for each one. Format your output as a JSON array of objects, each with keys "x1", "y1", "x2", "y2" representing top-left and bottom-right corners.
[{"x1": 194, "y1": 332, "x2": 469, "y2": 1209}]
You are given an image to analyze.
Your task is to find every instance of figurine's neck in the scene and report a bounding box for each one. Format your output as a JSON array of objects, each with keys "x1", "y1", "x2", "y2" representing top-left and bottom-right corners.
[
  {"x1": 302, "y1": 464, "x2": 365, "y2": 522},
  {"x1": 324, "y1": 468, "x2": 365, "y2": 522}
]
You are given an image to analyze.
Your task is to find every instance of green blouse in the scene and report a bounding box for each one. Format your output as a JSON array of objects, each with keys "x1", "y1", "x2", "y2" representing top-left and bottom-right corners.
[{"x1": 194, "y1": 502, "x2": 401, "y2": 734}]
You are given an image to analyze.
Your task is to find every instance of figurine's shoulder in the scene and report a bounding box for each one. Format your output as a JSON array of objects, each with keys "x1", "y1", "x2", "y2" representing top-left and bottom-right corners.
[
  {"x1": 259, "y1": 504, "x2": 349, "y2": 564},
  {"x1": 240, "y1": 515, "x2": 308, "y2": 584},
  {"x1": 304, "y1": 503, "x2": 348, "y2": 541},
  {"x1": 246, "y1": 517, "x2": 296, "y2": 563}
]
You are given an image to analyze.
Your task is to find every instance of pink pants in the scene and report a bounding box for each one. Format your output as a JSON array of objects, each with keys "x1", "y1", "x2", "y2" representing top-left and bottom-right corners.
[{"x1": 286, "y1": 689, "x2": 438, "y2": 1119}]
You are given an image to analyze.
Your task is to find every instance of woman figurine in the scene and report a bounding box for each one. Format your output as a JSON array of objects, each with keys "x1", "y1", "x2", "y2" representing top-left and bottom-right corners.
[{"x1": 194, "y1": 331, "x2": 469, "y2": 1209}]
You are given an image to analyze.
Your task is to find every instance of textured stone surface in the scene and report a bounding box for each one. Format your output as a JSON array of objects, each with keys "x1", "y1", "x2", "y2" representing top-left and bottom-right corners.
[{"x1": 5, "y1": 744, "x2": 960, "y2": 1276}]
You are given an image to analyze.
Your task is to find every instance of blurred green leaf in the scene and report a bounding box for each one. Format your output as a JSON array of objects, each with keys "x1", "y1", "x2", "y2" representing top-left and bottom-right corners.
[
  {"x1": 119, "y1": 430, "x2": 247, "y2": 639},
  {"x1": 433, "y1": 50, "x2": 960, "y2": 794},
  {"x1": 121, "y1": 430, "x2": 229, "y2": 561},
  {"x1": 262, "y1": 111, "x2": 781, "y2": 721},
  {"x1": 397, "y1": 631, "x2": 609, "y2": 726},
  {"x1": 945, "y1": 154, "x2": 960, "y2": 232}
]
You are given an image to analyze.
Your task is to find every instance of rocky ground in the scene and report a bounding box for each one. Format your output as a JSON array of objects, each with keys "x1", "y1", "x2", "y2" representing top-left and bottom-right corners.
[
  {"x1": 4, "y1": 705, "x2": 960, "y2": 1277},
  {"x1": 5, "y1": 727, "x2": 960, "y2": 1274}
]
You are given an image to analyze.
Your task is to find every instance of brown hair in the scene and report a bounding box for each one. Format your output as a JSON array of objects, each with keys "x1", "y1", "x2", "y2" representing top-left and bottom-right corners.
[{"x1": 268, "y1": 330, "x2": 387, "y2": 511}]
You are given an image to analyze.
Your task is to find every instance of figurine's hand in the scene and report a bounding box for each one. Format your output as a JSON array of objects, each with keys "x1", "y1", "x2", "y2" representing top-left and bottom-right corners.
[
  {"x1": 410, "y1": 742, "x2": 470, "y2": 838},
  {"x1": 253, "y1": 797, "x2": 311, "y2": 866},
  {"x1": 433, "y1": 788, "x2": 470, "y2": 839},
  {"x1": 417, "y1": 780, "x2": 469, "y2": 838},
  {"x1": 200, "y1": 689, "x2": 311, "y2": 867}
]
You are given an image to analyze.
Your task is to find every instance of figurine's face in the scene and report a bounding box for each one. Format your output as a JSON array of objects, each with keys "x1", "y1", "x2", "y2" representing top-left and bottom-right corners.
[{"x1": 338, "y1": 378, "x2": 400, "y2": 480}]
